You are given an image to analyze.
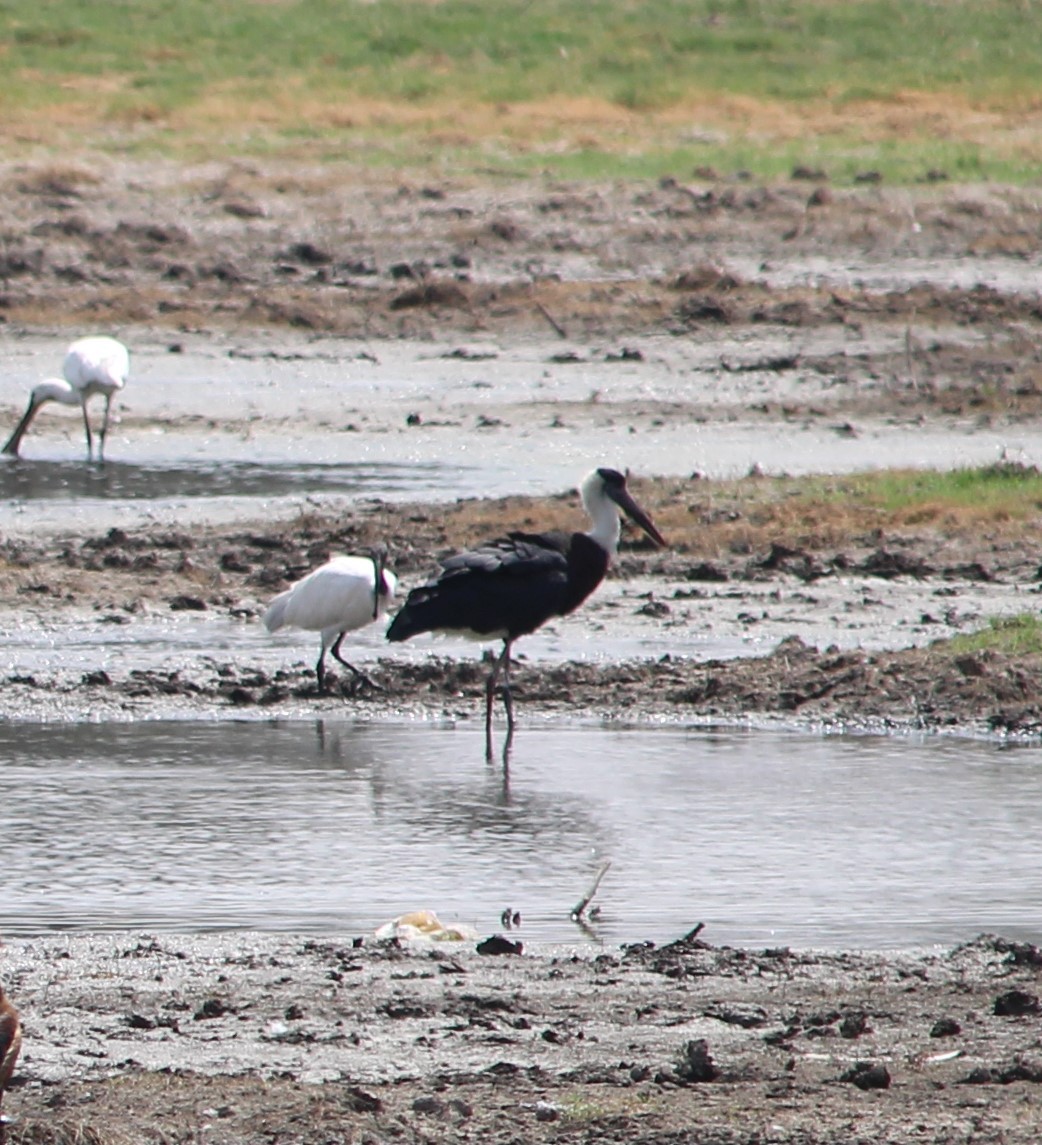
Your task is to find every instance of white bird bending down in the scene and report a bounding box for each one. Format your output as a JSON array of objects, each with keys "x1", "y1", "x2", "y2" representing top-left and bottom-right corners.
[
  {"x1": 263, "y1": 548, "x2": 397, "y2": 694},
  {"x1": 2, "y1": 334, "x2": 130, "y2": 461}
]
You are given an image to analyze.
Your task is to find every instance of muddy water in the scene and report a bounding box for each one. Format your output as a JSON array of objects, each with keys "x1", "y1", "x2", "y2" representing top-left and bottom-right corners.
[
  {"x1": 1, "y1": 331, "x2": 1038, "y2": 535},
  {"x1": 4, "y1": 720, "x2": 1039, "y2": 950}
]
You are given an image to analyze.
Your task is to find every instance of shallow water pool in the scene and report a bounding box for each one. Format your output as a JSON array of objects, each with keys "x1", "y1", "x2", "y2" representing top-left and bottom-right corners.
[{"x1": 4, "y1": 720, "x2": 1039, "y2": 950}]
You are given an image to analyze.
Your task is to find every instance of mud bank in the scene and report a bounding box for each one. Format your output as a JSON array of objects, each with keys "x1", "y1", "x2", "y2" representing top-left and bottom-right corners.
[
  {"x1": 0, "y1": 484, "x2": 1039, "y2": 735},
  {"x1": 5, "y1": 931, "x2": 1042, "y2": 1144}
]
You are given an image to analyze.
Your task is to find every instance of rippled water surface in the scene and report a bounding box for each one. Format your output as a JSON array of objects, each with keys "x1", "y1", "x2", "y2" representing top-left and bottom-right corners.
[
  {"x1": 0, "y1": 458, "x2": 450, "y2": 503},
  {"x1": 5, "y1": 720, "x2": 1040, "y2": 949}
]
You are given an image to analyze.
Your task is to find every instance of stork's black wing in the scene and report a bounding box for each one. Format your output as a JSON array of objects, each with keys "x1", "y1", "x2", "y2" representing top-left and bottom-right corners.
[{"x1": 387, "y1": 531, "x2": 573, "y2": 641}]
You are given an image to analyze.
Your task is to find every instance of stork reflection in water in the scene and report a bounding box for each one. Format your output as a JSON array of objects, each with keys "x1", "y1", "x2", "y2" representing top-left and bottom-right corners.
[{"x1": 387, "y1": 468, "x2": 666, "y2": 759}]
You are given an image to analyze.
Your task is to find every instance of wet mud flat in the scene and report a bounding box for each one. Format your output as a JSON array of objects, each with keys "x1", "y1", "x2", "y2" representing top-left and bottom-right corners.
[
  {"x1": 0, "y1": 485, "x2": 1040, "y2": 735},
  {"x1": 4, "y1": 158, "x2": 1042, "y2": 457},
  {"x1": 5, "y1": 931, "x2": 1042, "y2": 1144}
]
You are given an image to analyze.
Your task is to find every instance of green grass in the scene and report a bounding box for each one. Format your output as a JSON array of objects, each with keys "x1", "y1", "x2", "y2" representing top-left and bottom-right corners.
[
  {"x1": 651, "y1": 461, "x2": 1042, "y2": 559},
  {"x1": 827, "y1": 462, "x2": 1042, "y2": 514},
  {"x1": 4, "y1": 0, "x2": 1042, "y2": 179},
  {"x1": 6, "y1": 0, "x2": 1042, "y2": 107},
  {"x1": 947, "y1": 615, "x2": 1042, "y2": 658}
]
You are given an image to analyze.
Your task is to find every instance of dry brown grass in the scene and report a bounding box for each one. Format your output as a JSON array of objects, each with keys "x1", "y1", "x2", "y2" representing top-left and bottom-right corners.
[
  {"x1": 126, "y1": 90, "x2": 1042, "y2": 152},
  {"x1": 3, "y1": 87, "x2": 1042, "y2": 166},
  {"x1": 392, "y1": 471, "x2": 1042, "y2": 562},
  {"x1": 8, "y1": 1121, "x2": 114, "y2": 1145}
]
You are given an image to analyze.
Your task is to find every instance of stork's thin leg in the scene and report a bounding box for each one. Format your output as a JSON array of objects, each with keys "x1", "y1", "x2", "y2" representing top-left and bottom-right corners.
[
  {"x1": 81, "y1": 401, "x2": 94, "y2": 461},
  {"x1": 500, "y1": 648, "x2": 516, "y2": 766},
  {"x1": 330, "y1": 632, "x2": 382, "y2": 694},
  {"x1": 316, "y1": 651, "x2": 329, "y2": 694},
  {"x1": 485, "y1": 640, "x2": 512, "y2": 761},
  {"x1": 500, "y1": 648, "x2": 515, "y2": 731},
  {"x1": 501, "y1": 719, "x2": 515, "y2": 770}
]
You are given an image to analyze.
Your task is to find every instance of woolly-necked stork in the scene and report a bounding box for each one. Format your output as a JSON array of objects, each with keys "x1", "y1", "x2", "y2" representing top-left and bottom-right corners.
[{"x1": 386, "y1": 468, "x2": 665, "y2": 756}]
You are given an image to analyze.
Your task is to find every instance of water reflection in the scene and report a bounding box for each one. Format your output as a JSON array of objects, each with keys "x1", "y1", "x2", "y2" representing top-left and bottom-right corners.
[
  {"x1": 0, "y1": 457, "x2": 447, "y2": 502},
  {"x1": 3, "y1": 720, "x2": 1042, "y2": 949}
]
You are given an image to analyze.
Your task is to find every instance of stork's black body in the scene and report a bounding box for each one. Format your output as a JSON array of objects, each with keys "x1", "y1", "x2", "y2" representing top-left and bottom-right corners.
[
  {"x1": 387, "y1": 468, "x2": 665, "y2": 759},
  {"x1": 387, "y1": 529, "x2": 608, "y2": 644}
]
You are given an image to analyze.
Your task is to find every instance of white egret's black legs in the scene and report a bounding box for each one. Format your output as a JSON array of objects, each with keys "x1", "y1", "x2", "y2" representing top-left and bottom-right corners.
[
  {"x1": 330, "y1": 632, "x2": 381, "y2": 694},
  {"x1": 96, "y1": 393, "x2": 114, "y2": 461}
]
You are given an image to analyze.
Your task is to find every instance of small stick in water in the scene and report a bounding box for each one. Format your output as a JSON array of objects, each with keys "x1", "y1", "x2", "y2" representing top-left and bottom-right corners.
[{"x1": 570, "y1": 860, "x2": 611, "y2": 921}]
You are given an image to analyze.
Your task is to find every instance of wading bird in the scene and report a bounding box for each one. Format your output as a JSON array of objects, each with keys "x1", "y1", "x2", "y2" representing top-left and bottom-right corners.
[
  {"x1": 264, "y1": 548, "x2": 397, "y2": 694},
  {"x1": 2, "y1": 335, "x2": 130, "y2": 461},
  {"x1": 386, "y1": 468, "x2": 666, "y2": 758},
  {"x1": 0, "y1": 982, "x2": 20, "y2": 1114}
]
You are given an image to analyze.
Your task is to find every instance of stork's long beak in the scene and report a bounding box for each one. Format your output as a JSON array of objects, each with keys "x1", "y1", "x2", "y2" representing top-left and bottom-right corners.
[
  {"x1": 2, "y1": 399, "x2": 38, "y2": 458},
  {"x1": 607, "y1": 483, "x2": 666, "y2": 548}
]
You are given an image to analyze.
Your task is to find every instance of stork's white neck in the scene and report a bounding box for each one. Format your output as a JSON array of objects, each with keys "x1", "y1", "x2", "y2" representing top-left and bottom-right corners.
[{"x1": 581, "y1": 473, "x2": 622, "y2": 556}]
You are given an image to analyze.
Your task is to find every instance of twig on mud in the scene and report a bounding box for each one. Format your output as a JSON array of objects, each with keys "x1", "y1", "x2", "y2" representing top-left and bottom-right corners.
[
  {"x1": 536, "y1": 301, "x2": 568, "y2": 339},
  {"x1": 904, "y1": 312, "x2": 918, "y2": 389},
  {"x1": 570, "y1": 860, "x2": 611, "y2": 921},
  {"x1": 681, "y1": 921, "x2": 706, "y2": 942}
]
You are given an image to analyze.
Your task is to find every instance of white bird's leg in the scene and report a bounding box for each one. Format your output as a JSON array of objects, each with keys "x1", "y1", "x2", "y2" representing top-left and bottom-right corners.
[
  {"x1": 330, "y1": 632, "x2": 381, "y2": 694},
  {"x1": 485, "y1": 639, "x2": 512, "y2": 761},
  {"x1": 81, "y1": 400, "x2": 94, "y2": 461},
  {"x1": 97, "y1": 393, "x2": 113, "y2": 461},
  {"x1": 315, "y1": 650, "x2": 330, "y2": 694}
]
